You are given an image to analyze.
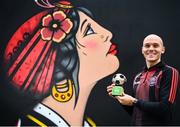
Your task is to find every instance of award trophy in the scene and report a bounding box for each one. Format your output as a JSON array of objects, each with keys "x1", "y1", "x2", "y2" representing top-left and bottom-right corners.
[{"x1": 112, "y1": 73, "x2": 127, "y2": 96}]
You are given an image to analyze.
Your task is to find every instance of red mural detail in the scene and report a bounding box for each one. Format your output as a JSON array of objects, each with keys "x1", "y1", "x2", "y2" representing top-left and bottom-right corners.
[
  {"x1": 12, "y1": 39, "x2": 47, "y2": 88},
  {"x1": 4, "y1": 10, "x2": 58, "y2": 94},
  {"x1": 4, "y1": 11, "x2": 48, "y2": 62}
]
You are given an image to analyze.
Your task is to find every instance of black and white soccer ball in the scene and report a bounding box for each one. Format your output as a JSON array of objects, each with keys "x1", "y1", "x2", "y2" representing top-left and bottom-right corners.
[{"x1": 112, "y1": 73, "x2": 127, "y2": 85}]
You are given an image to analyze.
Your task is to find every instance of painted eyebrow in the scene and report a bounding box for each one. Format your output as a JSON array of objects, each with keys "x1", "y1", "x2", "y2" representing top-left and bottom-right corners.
[{"x1": 80, "y1": 19, "x2": 87, "y2": 32}]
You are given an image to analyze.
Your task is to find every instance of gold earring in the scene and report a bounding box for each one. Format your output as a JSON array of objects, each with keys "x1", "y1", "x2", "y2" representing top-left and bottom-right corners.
[{"x1": 51, "y1": 79, "x2": 73, "y2": 102}]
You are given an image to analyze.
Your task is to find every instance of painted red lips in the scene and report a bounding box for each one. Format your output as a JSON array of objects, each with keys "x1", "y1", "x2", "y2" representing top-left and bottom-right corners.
[{"x1": 108, "y1": 44, "x2": 117, "y2": 55}]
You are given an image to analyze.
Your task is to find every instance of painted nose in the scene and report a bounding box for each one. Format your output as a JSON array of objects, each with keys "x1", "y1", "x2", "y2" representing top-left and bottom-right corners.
[{"x1": 101, "y1": 29, "x2": 113, "y2": 42}]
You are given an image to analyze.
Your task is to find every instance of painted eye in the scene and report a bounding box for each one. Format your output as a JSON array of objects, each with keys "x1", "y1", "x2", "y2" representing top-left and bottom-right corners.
[{"x1": 84, "y1": 25, "x2": 95, "y2": 36}]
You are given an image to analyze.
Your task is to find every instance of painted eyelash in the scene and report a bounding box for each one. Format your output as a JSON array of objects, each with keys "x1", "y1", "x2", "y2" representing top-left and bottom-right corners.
[{"x1": 83, "y1": 23, "x2": 91, "y2": 37}]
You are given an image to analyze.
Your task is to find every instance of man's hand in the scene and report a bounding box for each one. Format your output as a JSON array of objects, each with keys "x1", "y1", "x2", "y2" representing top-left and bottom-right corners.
[
  {"x1": 106, "y1": 84, "x2": 115, "y2": 97},
  {"x1": 116, "y1": 93, "x2": 136, "y2": 106},
  {"x1": 107, "y1": 84, "x2": 137, "y2": 106}
]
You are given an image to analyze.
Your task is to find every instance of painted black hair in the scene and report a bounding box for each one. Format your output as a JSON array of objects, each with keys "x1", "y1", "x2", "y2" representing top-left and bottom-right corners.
[{"x1": 52, "y1": 7, "x2": 93, "y2": 106}]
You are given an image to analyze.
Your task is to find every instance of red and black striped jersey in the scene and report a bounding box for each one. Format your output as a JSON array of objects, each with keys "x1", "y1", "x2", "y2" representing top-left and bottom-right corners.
[{"x1": 132, "y1": 61, "x2": 179, "y2": 125}]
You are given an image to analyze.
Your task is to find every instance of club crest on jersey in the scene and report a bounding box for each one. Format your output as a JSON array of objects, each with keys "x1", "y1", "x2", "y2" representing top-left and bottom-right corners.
[{"x1": 149, "y1": 76, "x2": 157, "y2": 86}]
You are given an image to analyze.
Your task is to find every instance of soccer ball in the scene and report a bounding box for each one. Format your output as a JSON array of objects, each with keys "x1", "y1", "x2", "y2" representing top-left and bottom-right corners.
[{"x1": 112, "y1": 73, "x2": 127, "y2": 85}]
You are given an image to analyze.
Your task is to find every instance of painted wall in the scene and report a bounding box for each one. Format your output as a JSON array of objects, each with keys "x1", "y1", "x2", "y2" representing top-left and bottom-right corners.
[{"x1": 0, "y1": 0, "x2": 180, "y2": 125}]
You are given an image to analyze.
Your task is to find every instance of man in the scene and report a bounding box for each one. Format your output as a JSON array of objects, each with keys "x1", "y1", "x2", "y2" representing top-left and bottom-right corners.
[{"x1": 107, "y1": 34, "x2": 179, "y2": 125}]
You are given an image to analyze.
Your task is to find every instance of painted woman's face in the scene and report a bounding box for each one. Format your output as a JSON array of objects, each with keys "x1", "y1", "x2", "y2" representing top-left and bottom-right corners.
[{"x1": 76, "y1": 11, "x2": 119, "y2": 83}]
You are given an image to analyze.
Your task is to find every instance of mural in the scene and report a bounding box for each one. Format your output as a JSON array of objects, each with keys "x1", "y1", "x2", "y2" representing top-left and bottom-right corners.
[
  {"x1": 0, "y1": 0, "x2": 180, "y2": 126},
  {"x1": 2, "y1": 0, "x2": 119, "y2": 126}
]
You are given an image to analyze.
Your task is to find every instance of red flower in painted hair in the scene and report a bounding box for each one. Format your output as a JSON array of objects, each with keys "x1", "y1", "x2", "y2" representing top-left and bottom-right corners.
[{"x1": 40, "y1": 10, "x2": 73, "y2": 43}]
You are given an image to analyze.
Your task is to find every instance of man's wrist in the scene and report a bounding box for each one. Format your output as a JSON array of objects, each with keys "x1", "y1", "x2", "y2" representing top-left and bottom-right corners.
[{"x1": 132, "y1": 98, "x2": 138, "y2": 105}]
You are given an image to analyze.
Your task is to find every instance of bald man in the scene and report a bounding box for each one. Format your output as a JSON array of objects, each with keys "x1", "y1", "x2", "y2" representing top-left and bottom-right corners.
[{"x1": 107, "y1": 34, "x2": 179, "y2": 125}]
